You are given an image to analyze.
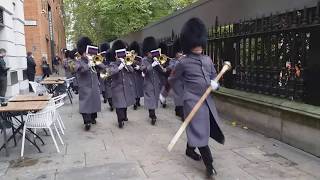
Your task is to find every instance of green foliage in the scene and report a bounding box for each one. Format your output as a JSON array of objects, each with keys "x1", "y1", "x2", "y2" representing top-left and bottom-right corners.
[{"x1": 63, "y1": 0, "x2": 198, "y2": 46}]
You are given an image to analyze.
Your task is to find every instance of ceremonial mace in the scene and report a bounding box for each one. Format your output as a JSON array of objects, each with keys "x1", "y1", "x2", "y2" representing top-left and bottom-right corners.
[{"x1": 167, "y1": 61, "x2": 232, "y2": 152}]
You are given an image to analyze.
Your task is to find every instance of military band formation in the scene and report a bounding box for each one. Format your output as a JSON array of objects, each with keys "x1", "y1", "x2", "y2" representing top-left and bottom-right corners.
[{"x1": 63, "y1": 18, "x2": 225, "y2": 178}]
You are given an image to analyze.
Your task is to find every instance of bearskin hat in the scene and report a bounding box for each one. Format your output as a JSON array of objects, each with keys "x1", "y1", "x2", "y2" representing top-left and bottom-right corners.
[
  {"x1": 110, "y1": 40, "x2": 126, "y2": 61},
  {"x1": 158, "y1": 42, "x2": 168, "y2": 55},
  {"x1": 129, "y1": 41, "x2": 142, "y2": 56},
  {"x1": 69, "y1": 49, "x2": 77, "y2": 59},
  {"x1": 181, "y1": 18, "x2": 208, "y2": 54},
  {"x1": 100, "y1": 42, "x2": 110, "y2": 53},
  {"x1": 173, "y1": 38, "x2": 182, "y2": 56},
  {"x1": 77, "y1": 37, "x2": 93, "y2": 55},
  {"x1": 112, "y1": 40, "x2": 126, "y2": 52},
  {"x1": 142, "y1": 36, "x2": 158, "y2": 55},
  {"x1": 105, "y1": 49, "x2": 114, "y2": 62},
  {"x1": 64, "y1": 49, "x2": 70, "y2": 58}
]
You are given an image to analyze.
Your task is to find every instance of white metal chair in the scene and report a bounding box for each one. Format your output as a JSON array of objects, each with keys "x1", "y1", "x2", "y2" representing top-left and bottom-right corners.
[
  {"x1": 21, "y1": 108, "x2": 64, "y2": 157},
  {"x1": 41, "y1": 94, "x2": 67, "y2": 135},
  {"x1": 29, "y1": 81, "x2": 48, "y2": 95}
]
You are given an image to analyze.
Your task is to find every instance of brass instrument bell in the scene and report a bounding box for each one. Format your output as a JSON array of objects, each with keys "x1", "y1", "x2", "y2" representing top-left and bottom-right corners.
[
  {"x1": 158, "y1": 54, "x2": 168, "y2": 65},
  {"x1": 124, "y1": 50, "x2": 136, "y2": 66}
]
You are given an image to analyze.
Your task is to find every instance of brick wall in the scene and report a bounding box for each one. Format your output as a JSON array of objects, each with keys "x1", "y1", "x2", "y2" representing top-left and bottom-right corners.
[{"x1": 24, "y1": 0, "x2": 66, "y2": 76}]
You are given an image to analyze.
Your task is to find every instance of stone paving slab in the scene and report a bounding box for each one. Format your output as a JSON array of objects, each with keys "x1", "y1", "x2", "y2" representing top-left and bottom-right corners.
[
  {"x1": 0, "y1": 96, "x2": 320, "y2": 180},
  {"x1": 55, "y1": 162, "x2": 146, "y2": 180}
]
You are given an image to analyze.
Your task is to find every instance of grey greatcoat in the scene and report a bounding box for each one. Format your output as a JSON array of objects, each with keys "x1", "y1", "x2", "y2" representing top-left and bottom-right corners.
[
  {"x1": 63, "y1": 58, "x2": 73, "y2": 78},
  {"x1": 168, "y1": 58, "x2": 183, "y2": 106},
  {"x1": 75, "y1": 57, "x2": 101, "y2": 114},
  {"x1": 99, "y1": 61, "x2": 112, "y2": 99},
  {"x1": 109, "y1": 61, "x2": 135, "y2": 108},
  {"x1": 169, "y1": 54, "x2": 225, "y2": 147},
  {"x1": 133, "y1": 60, "x2": 144, "y2": 98},
  {"x1": 141, "y1": 57, "x2": 165, "y2": 109}
]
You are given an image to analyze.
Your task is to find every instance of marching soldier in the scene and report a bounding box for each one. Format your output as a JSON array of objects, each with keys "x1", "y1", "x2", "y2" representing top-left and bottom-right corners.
[
  {"x1": 69, "y1": 49, "x2": 79, "y2": 94},
  {"x1": 141, "y1": 37, "x2": 166, "y2": 125},
  {"x1": 75, "y1": 37, "x2": 101, "y2": 131},
  {"x1": 169, "y1": 18, "x2": 225, "y2": 177},
  {"x1": 63, "y1": 49, "x2": 73, "y2": 79},
  {"x1": 129, "y1": 41, "x2": 144, "y2": 110},
  {"x1": 168, "y1": 38, "x2": 185, "y2": 120},
  {"x1": 99, "y1": 43, "x2": 114, "y2": 111},
  {"x1": 109, "y1": 40, "x2": 135, "y2": 128},
  {"x1": 158, "y1": 42, "x2": 172, "y2": 108}
]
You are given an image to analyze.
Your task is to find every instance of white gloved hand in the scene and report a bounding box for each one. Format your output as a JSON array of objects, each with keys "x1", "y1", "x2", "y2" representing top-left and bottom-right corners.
[
  {"x1": 210, "y1": 80, "x2": 219, "y2": 91},
  {"x1": 141, "y1": 72, "x2": 145, "y2": 77},
  {"x1": 159, "y1": 94, "x2": 166, "y2": 104},
  {"x1": 134, "y1": 65, "x2": 140, "y2": 70},
  {"x1": 152, "y1": 60, "x2": 160, "y2": 67},
  {"x1": 89, "y1": 61, "x2": 95, "y2": 67},
  {"x1": 118, "y1": 62, "x2": 125, "y2": 70},
  {"x1": 119, "y1": 58, "x2": 125, "y2": 63}
]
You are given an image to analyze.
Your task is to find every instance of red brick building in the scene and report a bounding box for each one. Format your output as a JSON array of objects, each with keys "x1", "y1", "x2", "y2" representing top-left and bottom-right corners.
[{"x1": 24, "y1": 0, "x2": 66, "y2": 76}]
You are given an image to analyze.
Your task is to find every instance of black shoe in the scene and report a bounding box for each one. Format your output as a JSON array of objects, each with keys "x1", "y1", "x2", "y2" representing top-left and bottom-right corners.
[
  {"x1": 133, "y1": 104, "x2": 138, "y2": 110},
  {"x1": 103, "y1": 99, "x2": 107, "y2": 104},
  {"x1": 124, "y1": 118, "x2": 128, "y2": 122},
  {"x1": 92, "y1": 119, "x2": 97, "y2": 124},
  {"x1": 186, "y1": 149, "x2": 202, "y2": 161},
  {"x1": 74, "y1": 91, "x2": 78, "y2": 95},
  {"x1": 162, "y1": 104, "x2": 167, "y2": 108},
  {"x1": 110, "y1": 107, "x2": 114, "y2": 112},
  {"x1": 206, "y1": 166, "x2": 217, "y2": 178},
  {"x1": 118, "y1": 120, "x2": 124, "y2": 129},
  {"x1": 137, "y1": 102, "x2": 141, "y2": 107},
  {"x1": 85, "y1": 124, "x2": 91, "y2": 131},
  {"x1": 151, "y1": 118, "x2": 156, "y2": 125}
]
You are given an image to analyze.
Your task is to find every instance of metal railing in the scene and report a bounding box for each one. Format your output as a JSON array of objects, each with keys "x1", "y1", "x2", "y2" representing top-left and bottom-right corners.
[{"x1": 159, "y1": 2, "x2": 320, "y2": 106}]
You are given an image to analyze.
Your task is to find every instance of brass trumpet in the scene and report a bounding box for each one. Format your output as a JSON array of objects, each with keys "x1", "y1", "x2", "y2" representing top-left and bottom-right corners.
[
  {"x1": 124, "y1": 50, "x2": 136, "y2": 66},
  {"x1": 92, "y1": 54, "x2": 104, "y2": 65},
  {"x1": 158, "y1": 54, "x2": 170, "y2": 65}
]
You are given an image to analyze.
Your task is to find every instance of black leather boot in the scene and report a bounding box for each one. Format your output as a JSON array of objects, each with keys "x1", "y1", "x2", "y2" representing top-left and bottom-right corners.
[
  {"x1": 199, "y1": 146, "x2": 216, "y2": 177},
  {"x1": 186, "y1": 144, "x2": 201, "y2": 161},
  {"x1": 118, "y1": 119, "x2": 124, "y2": 128},
  {"x1": 85, "y1": 123, "x2": 91, "y2": 131}
]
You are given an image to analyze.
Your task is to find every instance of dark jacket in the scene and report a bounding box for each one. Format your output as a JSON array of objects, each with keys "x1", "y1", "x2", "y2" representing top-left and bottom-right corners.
[
  {"x1": 27, "y1": 56, "x2": 36, "y2": 75},
  {"x1": 0, "y1": 57, "x2": 9, "y2": 79}
]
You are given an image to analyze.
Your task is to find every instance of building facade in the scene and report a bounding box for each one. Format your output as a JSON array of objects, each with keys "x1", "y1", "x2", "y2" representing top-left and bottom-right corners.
[
  {"x1": 24, "y1": 0, "x2": 66, "y2": 77},
  {"x1": 0, "y1": 0, "x2": 28, "y2": 96}
]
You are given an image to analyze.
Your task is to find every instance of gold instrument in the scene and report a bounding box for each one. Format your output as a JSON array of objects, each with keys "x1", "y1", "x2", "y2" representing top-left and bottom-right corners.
[
  {"x1": 92, "y1": 54, "x2": 104, "y2": 65},
  {"x1": 68, "y1": 60, "x2": 77, "y2": 73},
  {"x1": 158, "y1": 54, "x2": 170, "y2": 65},
  {"x1": 124, "y1": 50, "x2": 136, "y2": 66}
]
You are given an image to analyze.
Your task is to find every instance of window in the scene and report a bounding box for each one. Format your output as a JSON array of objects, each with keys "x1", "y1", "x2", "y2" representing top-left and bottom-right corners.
[{"x1": 0, "y1": 8, "x2": 4, "y2": 25}]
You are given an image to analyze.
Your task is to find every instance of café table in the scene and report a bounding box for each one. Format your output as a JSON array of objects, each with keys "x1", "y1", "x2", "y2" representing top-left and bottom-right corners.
[
  {"x1": 40, "y1": 80, "x2": 65, "y2": 94},
  {"x1": 9, "y1": 95, "x2": 52, "y2": 102},
  {"x1": 0, "y1": 101, "x2": 48, "y2": 156},
  {"x1": 43, "y1": 77, "x2": 66, "y2": 81}
]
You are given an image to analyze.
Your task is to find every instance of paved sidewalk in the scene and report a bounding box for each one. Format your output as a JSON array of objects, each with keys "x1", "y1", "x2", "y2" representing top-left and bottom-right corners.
[{"x1": 1, "y1": 97, "x2": 320, "y2": 180}]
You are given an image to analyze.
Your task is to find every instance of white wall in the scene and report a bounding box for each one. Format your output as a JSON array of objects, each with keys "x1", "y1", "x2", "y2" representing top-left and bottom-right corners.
[{"x1": 0, "y1": 0, "x2": 28, "y2": 96}]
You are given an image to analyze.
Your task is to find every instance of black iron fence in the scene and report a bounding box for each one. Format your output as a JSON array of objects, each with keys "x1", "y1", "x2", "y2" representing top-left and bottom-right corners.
[{"x1": 160, "y1": 2, "x2": 320, "y2": 106}]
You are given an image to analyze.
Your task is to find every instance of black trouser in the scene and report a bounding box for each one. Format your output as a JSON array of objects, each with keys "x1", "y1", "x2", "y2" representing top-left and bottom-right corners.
[
  {"x1": 135, "y1": 98, "x2": 140, "y2": 106},
  {"x1": 42, "y1": 73, "x2": 50, "y2": 79},
  {"x1": 108, "y1": 98, "x2": 113, "y2": 108},
  {"x1": 187, "y1": 144, "x2": 213, "y2": 168},
  {"x1": 149, "y1": 109, "x2": 156, "y2": 119},
  {"x1": 116, "y1": 108, "x2": 127, "y2": 122},
  {"x1": 0, "y1": 78, "x2": 7, "y2": 99},
  {"x1": 81, "y1": 113, "x2": 97, "y2": 124},
  {"x1": 175, "y1": 106, "x2": 184, "y2": 119}
]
